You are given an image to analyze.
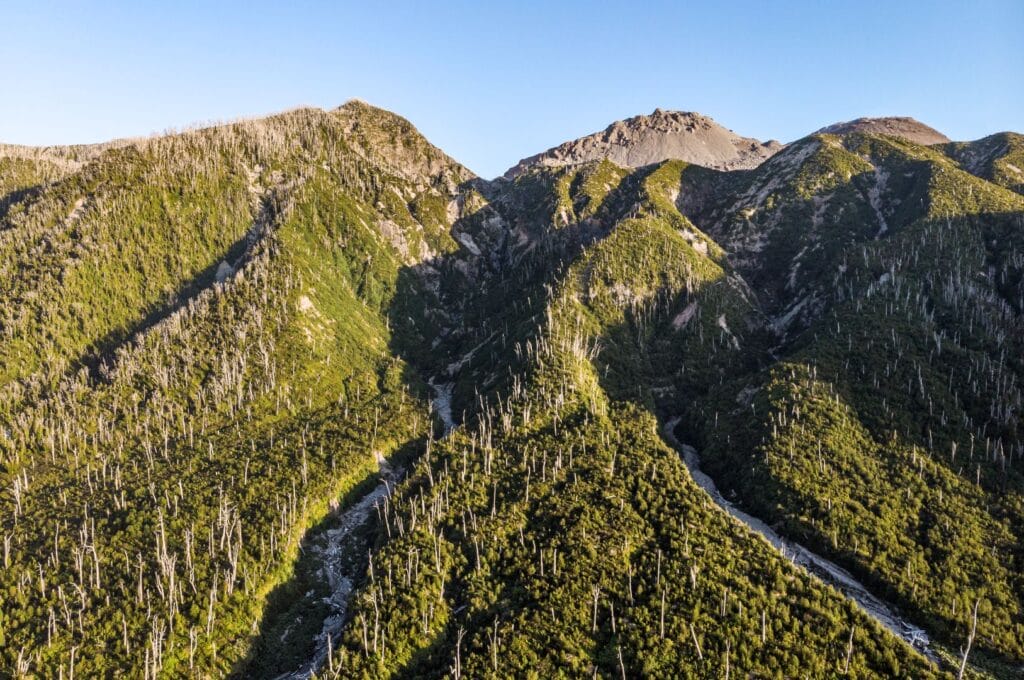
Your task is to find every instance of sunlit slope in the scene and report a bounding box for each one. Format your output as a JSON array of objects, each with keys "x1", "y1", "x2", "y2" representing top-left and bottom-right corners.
[{"x1": 0, "y1": 102, "x2": 473, "y2": 677}]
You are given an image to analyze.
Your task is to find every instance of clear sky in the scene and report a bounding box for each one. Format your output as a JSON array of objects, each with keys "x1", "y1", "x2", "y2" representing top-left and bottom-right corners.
[{"x1": 2, "y1": 1, "x2": 1021, "y2": 178}]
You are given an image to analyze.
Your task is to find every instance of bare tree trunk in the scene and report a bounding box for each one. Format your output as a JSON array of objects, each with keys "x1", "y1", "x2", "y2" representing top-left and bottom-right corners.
[
  {"x1": 660, "y1": 588, "x2": 666, "y2": 639},
  {"x1": 453, "y1": 626, "x2": 465, "y2": 680},
  {"x1": 844, "y1": 625, "x2": 855, "y2": 674},
  {"x1": 957, "y1": 600, "x2": 980, "y2": 680},
  {"x1": 689, "y1": 623, "x2": 703, "y2": 660}
]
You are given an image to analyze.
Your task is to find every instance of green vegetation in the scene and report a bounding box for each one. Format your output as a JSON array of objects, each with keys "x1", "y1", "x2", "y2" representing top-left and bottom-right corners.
[
  {"x1": 944, "y1": 132, "x2": 1024, "y2": 196},
  {"x1": 0, "y1": 103, "x2": 465, "y2": 677},
  {"x1": 1, "y1": 105, "x2": 1021, "y2": 678},
  {"x1": 689, "y1": 131, "x2": 1024, "y2": 672},
  {"x1": 328, "y1": 177, "x2": 938, "y2": 675}
]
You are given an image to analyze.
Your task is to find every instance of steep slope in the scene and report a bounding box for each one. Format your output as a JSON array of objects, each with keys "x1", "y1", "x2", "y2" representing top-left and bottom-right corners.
[
  {"x1": 0, "y1": 102, "x2": 474, "y2": 677},
  {"x1": 504, "y1": 109, "x2": 782, "y2": 179}
]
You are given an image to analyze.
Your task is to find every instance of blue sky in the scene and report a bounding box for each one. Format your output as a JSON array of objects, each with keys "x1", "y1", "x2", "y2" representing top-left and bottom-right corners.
[{"x1": 2, "y1": 1, "x2": 1021, "y2": 178}]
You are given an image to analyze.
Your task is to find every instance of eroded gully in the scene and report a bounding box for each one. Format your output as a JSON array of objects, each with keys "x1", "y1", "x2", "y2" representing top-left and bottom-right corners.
[
  {"x1": 274, "y1": 382, "x2": 455, "y2": 679},
  {"x1": 662, "y1": 417, "x2": 937, "y2": 664}
]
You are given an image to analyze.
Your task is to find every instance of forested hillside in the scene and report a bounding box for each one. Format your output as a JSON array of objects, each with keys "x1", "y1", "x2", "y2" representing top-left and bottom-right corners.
[{"x1": 1, "y1": 103, "x2": 1021, "y2": 678}]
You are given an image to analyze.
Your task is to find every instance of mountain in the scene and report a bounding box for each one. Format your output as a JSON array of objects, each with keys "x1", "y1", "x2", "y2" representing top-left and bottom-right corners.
[
  {"x1": 503, "y1": 108, "x2": 782, "y2": 178},
  {"x1": 1, "y1": 102, "x2": 1022, "y2": 679},
  {"x1": 816, "y1": 116, "x2": 951, "y2": 145}
]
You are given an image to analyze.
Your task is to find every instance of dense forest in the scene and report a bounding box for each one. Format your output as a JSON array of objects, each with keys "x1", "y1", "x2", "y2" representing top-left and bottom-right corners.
[{"x1": 1, "y1": 102, "x2": 1022, "y2": 678}]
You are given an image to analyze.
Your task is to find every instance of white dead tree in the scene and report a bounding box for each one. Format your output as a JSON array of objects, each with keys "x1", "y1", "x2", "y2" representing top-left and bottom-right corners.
[{"x1": 957, "y1": 599, "x2": 980, "y2": 680}]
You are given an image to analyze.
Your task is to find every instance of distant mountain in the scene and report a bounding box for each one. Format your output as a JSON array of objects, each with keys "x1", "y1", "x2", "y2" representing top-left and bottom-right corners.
[
  {"x1": 503, "y1": 108, "x2": 782, "y2": 178},
  {"x1": 816, "y1": 116, "x2": 951, "y2": 145},
  {"x1": 2, "y1": 102, "x2": 1023, "y2": 680}
]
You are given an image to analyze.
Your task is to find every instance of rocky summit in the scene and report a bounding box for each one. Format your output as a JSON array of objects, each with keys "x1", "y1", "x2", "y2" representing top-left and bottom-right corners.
[
  {"x1": 2, "y1": 101, "x2": 1023, "y2": 679},
  {"x1": 816, "y1": 116, "x2": 952, "y2": 145},
  {"x1": 504, "y1": 108, "x2": 782, "y2": 178}
]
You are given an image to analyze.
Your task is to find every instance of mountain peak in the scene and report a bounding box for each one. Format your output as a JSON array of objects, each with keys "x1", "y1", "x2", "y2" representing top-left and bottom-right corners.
[
  {"x1": 331, "y1": 99, "x2": 476, "y2": 183},
  {"x1": 504, "y1": 109, "x2": 782, "y2": 179},
  {"x1": 816, "y1": 116, "x2": 950, "y2": 145}
]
